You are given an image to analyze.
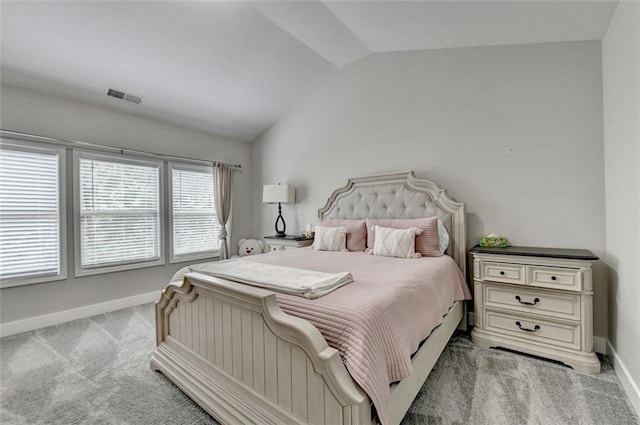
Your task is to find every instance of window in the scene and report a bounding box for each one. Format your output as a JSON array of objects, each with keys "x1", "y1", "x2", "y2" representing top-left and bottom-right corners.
[
  {"x1": 75, "y1": 152, "x2": 163, "y2": 275},
  {"x1": 169, "y1": 163, "x2": 220, "y2": 262},
  {"x1": 0, "y1": 140, "x2": 66, "y2": 287}
]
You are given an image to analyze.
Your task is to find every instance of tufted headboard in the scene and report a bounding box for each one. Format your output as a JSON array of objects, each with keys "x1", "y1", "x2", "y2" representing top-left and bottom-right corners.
[{"x1": 318, "y1": 171, "x2": 466, "y2": 279}]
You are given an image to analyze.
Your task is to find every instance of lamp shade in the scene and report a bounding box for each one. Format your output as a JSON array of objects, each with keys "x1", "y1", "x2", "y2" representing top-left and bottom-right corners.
[{"x1": 262, "y1": 184, "x2": 295, "y2": 204}]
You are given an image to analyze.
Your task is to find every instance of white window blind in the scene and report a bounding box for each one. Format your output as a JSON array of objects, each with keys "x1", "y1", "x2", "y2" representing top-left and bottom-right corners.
[
  {"x1": 171, "y1": 164, "x2": 220, "y2": 261},
  {"x1": 78, "y1": 155, "x2": 161, "y2": 271},
  {"x1": 0, "y1": 143, "x2": 64, "y2": 284}
]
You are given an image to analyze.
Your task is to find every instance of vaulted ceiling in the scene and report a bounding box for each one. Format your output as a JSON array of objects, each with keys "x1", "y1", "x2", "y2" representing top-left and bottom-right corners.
[{"x1": 0, "y1": 1, "x2": 618, "y2": 142}]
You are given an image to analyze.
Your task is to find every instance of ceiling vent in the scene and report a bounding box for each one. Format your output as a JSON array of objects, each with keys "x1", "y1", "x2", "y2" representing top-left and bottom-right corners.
[{"x1": 106, "y1": 88, "x2": 142, "y2": 104}]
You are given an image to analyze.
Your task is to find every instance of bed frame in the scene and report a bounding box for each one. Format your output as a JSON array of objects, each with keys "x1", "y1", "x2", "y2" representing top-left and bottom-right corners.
[{"x1": 151, "y1": 171, "x2": 467, "y2": 425}]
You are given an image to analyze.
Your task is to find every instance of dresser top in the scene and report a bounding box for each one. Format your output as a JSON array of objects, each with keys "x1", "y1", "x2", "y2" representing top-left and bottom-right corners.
[{"x1": 470, "y1": 245, "x2": 598, "y2": 261}]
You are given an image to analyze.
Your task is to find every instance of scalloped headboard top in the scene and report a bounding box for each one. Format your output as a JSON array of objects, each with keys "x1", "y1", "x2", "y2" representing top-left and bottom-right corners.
[{"x1": 318, "y1": 171, "x2": 466, "y2": 277}]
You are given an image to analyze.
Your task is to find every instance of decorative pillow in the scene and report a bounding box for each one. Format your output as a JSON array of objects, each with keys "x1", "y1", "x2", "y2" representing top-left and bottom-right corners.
[
  {"x1": 319, "y1": 219, "x2": 366, "y2": 251},
  {"x1": 365, "y1": 217, "x2": 441, "y2": 257},
  {"x1": 437, "y1": 220, "x2": 450, "y2": 255},
  {"x1": 371, "y1": 226, "x2": 423, "y2": 259},
  {"x1": 312, "y1": 226, "x2": 347, "y2": 251}
]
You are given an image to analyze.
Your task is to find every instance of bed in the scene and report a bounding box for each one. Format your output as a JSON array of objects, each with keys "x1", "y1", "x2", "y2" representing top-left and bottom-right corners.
[{"x1": 151, "y1": 171, "x2": 469, "y2": 425}]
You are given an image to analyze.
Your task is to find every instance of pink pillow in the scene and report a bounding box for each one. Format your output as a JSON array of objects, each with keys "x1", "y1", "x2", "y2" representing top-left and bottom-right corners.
[
  {"x1": 319, "y1": 219, "x2": 367, "y2": 252},
  {"x1": 365, "y1": 217, "x2": 441, "y2": 257}
]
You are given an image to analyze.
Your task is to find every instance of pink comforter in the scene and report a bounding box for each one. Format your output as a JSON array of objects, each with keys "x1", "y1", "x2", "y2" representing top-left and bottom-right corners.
[{"x1": 246, "y1": 249, "x2": 471, "y2": 425}]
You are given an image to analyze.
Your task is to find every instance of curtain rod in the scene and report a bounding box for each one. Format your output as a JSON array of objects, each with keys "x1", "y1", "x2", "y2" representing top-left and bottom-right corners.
[{"x1": 0, "y1": 129, "x2": 242, "y2": 170}]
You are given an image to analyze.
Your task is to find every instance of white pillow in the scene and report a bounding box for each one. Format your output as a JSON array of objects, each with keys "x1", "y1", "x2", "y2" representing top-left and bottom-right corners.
[
  {"x1": 437, "y1": 220, "x2": 450, "y2": 255},
  {"x1": 313, "y1": 226, "x2": 347, "y2": 251},
  {"x1": 371, "y1": 225, "x2": 423, "y2": 259}
]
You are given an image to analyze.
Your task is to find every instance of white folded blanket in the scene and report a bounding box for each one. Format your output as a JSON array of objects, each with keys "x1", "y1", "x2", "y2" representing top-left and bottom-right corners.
[{"x1": 172, "y1": 259, "x2": 353, "y2": 299}]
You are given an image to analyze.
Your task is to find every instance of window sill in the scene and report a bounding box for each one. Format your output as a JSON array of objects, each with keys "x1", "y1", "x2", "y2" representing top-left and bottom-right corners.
[
  {"x1": 75, "y1": 258, "x2": 166, "y2": 278},
  {"x1": 0, "y1": 272, "x2": 68, "y2": 289},
  {"x1": 170, "y1": 252, "x2": 220, "y2": 265}
]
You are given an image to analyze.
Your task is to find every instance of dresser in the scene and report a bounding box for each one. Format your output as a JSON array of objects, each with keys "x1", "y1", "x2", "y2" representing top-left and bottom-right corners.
[
  {"x1": 470, "y1": 245, "x2": 600, "y2": 374},
  {"x1": 264, "y1": 235, "x2": 313, "y2": 252}
]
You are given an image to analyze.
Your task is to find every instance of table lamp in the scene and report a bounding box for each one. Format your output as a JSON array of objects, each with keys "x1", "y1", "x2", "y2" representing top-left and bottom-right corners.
[{"x1": 262, "y1": 184, "x2": 295, "y2": 237}]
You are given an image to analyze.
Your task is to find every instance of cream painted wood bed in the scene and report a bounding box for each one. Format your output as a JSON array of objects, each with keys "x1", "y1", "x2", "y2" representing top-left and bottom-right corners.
[{"x1": 151, "y1": 171, "x2": 467, "y2": 425}]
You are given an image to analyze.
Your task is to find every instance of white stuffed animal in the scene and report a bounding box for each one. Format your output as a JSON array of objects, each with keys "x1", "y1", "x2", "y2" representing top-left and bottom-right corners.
[{"x1": 238, "y1": 238, "x2": 265, "y2": 257}]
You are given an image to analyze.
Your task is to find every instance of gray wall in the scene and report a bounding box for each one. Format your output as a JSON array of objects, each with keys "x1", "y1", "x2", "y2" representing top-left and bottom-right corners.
[
  {"x1": 603, "y1": 1, "x2": 640, "y2": 403},
  {"x1": 252, "y1": 41, "x2": 608, "y2": 337},
  {"x1": 0, "y1": 84, "x2": 252, "y2": 323}
]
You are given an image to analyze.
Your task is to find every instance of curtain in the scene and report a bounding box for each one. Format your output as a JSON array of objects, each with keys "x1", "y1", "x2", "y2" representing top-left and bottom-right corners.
[{"x1": 214, "y1": 162, "x2": 233, "y2": 260}]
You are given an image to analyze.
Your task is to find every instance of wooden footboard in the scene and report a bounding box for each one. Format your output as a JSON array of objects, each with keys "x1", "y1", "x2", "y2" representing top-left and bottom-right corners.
[{"x1": 151, "y1": 272, "x2": 371, "y2": 425}]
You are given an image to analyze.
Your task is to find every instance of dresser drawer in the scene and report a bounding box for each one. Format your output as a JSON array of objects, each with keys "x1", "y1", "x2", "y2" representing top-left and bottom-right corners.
[
  {"x1": 527, "y1": 266, "x2": 581, "y2": 291},
  {"x1": 482, "y1": 262, "x2": 525, "y2": 284},
  {"x1": 483, "y1": 310, "x2": 581, "y2": 350},
  {"x1": 483, "y1": 284, "x2": 581, "y2": 321}
]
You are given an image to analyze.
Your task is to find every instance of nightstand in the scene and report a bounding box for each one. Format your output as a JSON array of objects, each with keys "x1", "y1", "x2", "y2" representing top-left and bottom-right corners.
[
  {"x1": 264, "y1": 235, "x2": 313, "y2": 252},
  {"x1": 470, "y1": 245, "x2": 600, "y2": 374}
]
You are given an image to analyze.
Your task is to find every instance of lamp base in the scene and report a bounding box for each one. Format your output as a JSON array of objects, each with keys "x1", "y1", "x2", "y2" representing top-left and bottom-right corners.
[{"x1": 274, "y1": 202, "x2": 287, "y2": 238}]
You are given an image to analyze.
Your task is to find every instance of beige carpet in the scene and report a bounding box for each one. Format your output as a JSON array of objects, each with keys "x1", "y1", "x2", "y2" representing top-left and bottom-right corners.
[{"x1": 1, "y1": 303, "x2": 637, "y2": 425}]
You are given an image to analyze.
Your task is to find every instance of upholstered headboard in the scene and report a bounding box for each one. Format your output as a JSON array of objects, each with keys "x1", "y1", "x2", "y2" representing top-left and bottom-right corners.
[{"x1": 318, "y1": 171, "x2": 466, "y2": 278}]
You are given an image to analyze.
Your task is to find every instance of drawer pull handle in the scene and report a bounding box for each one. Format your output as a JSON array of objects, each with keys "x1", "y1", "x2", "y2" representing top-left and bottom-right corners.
[
  {"x1": 515, "y1": 321, "x2": 540, "y2": 333},
  {"x1": 499, "y1": 271, "x2": 505, "y2": 276},
  {"x1": 515, "y1": 296, "x2": 540, "y2": 306},
  {"x1": 551, "y1": 276, "x2": 557, "y2": 281}
]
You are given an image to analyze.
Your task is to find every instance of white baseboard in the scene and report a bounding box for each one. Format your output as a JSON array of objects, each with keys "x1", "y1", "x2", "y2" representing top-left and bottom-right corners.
[
  {"x1": 0, "y1": 290, "x2": 160, "y2": 338},
  {"x1": 606, "y1": 340, "x2": 640, "y2": 417}
]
